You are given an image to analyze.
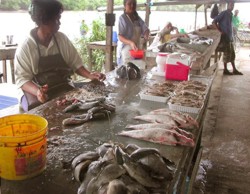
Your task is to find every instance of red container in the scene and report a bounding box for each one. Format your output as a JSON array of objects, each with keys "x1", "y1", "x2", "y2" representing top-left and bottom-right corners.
[
  {"x1": 129, "y1": 50, "x2": 144, "y2": 59},
  {"x1": 165, "y1": 62, "x2": 190, "y2": 81}
]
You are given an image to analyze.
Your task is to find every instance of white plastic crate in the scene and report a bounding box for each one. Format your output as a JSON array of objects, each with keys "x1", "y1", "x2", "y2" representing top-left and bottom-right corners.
[
  {"x1": 140, "y1": 93, "x2": 171, "y2": 103},
  {"x1": 168, "y1": 102, "x2": 202, "y2": 114}
]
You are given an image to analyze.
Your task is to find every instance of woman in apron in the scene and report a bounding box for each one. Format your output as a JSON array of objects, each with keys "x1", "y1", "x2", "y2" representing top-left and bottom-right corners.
[
  {"x1": 117, "y1": 0, "x2": 150, "y2": 66},
  {"x1": 15, "y1": 0, "x2": 105, "y2": 111}
]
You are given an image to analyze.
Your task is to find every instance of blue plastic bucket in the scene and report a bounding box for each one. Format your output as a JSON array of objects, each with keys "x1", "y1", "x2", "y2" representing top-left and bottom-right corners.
[{"x1": 112, "y1": 31, "x2": 118, "y2": 43}]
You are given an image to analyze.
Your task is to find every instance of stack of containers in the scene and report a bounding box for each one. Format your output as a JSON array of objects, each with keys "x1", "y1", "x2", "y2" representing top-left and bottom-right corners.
[{"x1": 165, "y1": 53, "x2": 191, "y2": 81}]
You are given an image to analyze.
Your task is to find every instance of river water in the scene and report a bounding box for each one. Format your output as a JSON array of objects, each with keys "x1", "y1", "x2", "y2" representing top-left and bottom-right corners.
[{"x1": 0, "y1": 10, "x2": 213, "y2": 44}]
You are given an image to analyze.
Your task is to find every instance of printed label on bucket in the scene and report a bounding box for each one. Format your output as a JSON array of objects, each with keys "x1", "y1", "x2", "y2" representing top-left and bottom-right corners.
[{"x1": 14, "y1": 139, "x2": 46, "y2": 176}]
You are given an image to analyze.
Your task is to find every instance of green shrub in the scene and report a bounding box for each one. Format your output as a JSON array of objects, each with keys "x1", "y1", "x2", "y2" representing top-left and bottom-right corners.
[{"x1": 74, "y1": 18, "x2": 106, "y2": 73}]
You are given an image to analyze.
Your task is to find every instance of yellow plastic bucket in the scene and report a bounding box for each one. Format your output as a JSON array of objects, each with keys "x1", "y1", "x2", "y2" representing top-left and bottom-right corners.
[{"x1": 0, "y1": 114, "x2": 48, "y2": 180}]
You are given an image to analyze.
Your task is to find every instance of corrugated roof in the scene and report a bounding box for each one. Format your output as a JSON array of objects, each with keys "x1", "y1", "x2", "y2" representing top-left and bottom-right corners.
[{"x1": 97, "y1": 0, "x2": 250, "y2": 11}]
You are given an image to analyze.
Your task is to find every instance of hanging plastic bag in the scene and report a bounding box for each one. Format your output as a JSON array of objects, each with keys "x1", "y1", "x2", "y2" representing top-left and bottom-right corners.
[{"x1": 210, "y1": 4, "x2": 219, "y2": 19}]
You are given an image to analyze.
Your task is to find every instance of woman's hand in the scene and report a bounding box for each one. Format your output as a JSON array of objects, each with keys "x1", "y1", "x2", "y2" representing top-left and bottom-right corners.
[
  {"x1": 89, "y1": 72, "x2": 106, "y2": 81},
  {"x1": 129, "y1": 41, "x2": 138, "y2": 51},
  {"x1": 36, "y1": 84, "x2": 48, "y2": 103}
]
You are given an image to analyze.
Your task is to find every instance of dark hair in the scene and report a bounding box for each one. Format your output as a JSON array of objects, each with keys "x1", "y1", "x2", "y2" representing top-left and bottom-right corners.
[
  {"x1": 29, "y1": 0, "x2": 63, "y2": 25},
  {"x1": 123, "y1": 0, "x2": 137, "y2": 6},
  {"x1": 123, "y1": 0, "x2": 139, "y2": 20}
]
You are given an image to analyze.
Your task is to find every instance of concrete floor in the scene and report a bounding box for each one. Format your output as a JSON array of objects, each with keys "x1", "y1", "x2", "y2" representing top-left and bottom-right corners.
[{"x1": 193, "y1": 47, "x2": 250, "y2": 194}]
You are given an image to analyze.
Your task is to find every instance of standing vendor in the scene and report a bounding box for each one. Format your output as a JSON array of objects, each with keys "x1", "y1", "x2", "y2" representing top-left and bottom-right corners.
[
  {"x1": 15, "y1": 0, "x2": 105, "y2": 111},
  {"x1": 117, "y1": 0, "x2": 150, "y2": 66}
]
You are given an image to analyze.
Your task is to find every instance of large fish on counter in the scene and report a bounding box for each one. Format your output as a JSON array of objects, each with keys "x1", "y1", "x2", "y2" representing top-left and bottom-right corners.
[
  {"x1": 118, "y1": 128, "x2": 195, "y2": 147},
  {"x1": 125, "y1": 123, "x2": 193, "y2": 139},
  {"x1": 134, "y1": 114, "x2": 178, "y2": 126},
  {"x1": 148, "y1": 108, "x2": 199, "y2": 129},
  {"x1": 134, "y1": 110, "x2": 198, "y2": 130}
]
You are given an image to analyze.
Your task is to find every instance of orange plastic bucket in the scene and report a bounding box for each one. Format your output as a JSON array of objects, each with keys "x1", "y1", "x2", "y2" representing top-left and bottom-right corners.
[{"x1": 0, "y1": 114, "x2": 48, "y2": 180}]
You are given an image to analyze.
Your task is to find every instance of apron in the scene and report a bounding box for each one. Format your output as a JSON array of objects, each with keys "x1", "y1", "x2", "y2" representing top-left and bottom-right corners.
[
  {"x1": 21, "y1": 36, "x2": 74, "y2": 111},
  {"x1": 121, "y1": 15, "x2": 142, "y2": 65}
]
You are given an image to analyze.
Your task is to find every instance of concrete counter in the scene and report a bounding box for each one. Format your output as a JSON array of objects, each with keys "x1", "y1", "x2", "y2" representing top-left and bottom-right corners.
[{"x1": 1, "y1": 71, "x2": 212, "y2": 194}]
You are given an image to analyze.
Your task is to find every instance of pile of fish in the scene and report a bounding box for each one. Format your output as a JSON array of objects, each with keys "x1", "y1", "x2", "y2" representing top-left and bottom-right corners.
[
  {"x1": 141, "y1": 81, "x2": 176, "y2": 97},
  {"x1": 62, "y1": 97, "x2": 116, "y2": 126},
  {"x1": 169, "y1": 80, "x2": 208, "y2": 108},
  {"x1": 116, "y1": 62, "x2": 141, "y2": 80},
  {"x1": 118, "y1": 108, "x2": 198, "y2": 147},
  {"x1": 72, "y1": 142, "x2": 176, "y2": 194}
]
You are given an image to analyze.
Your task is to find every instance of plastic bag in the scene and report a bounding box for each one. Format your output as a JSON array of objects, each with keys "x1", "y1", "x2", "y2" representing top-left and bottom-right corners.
[{"x1": 210, "y1": 4, "x2": 219, "y2": 19}]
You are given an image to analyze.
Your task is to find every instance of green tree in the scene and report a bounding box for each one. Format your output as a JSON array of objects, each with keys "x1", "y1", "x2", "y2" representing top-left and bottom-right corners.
[{"x1": 74, "y1": 18, "x2": 106, "y2": 73}]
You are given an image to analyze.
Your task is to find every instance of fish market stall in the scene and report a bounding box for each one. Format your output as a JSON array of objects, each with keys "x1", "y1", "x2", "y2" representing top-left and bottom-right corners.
[
  {"x1": 146, "y1": 28, "x2": 221, "y2": 75},
  {"x1": 0, "y1": 69, "x2": 213, "y2": 194}
]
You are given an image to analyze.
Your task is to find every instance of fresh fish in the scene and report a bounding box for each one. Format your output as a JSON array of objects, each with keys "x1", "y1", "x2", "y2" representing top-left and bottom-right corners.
[
  {"x1": 134, "y1": 114, "x2": 177, "y2": 125},
  {"x1": 122, "y1": 153, "x2": 161, "y2": 188},
  {"x1": 174, "y1": 126, "x2": 193, "y2": 139},
  {"x1": 73, "y1": 160, "x2": 92, "y2": 182},
  {"x1": 126, "y1": 123, "x2": 177, "y2": 130},
  {"x1": 106, "y1": 179, "x2": 128, "y2": 194},
  {"x1": 124, "y1": 144, "x2": 140, "y2": 154},
  {"x1": 119, "y1": 174, "x2": 149, "y2": 194},
  {"x1": 63, "y1": 102, "x2": 82, "y2": 113},
  {"x1": 129, "y1": 147, "x2": 161, "y2": 161},
  {"x1": 101, "y1": 147, "x2": 115, "y2": 162},
  {"x1": 62, "y1": 112, "x2": 107, "y2": 126},
  {"x1": 118, "y1": 128, "x2": 194, "y2": 147},
  {"x1": 72, "y1": 113, "x2": 88, "y2": 119},
  {"x1": 99, "y1": 102, "x2": 116, "y2": 112},
  {"x1": 86, "y1": 163, "x2": 126, "y2": 194},
  {"x1": 63, "y1": 101, "x2": 100, "y2": 113},
  {"x1": 78, "y1": 160, "x2": 109, "y2": 194},
  {"x1": 71, "y1": 151, "x2": 99, "y2": 169},
  {"x1": 96, "y1": 143, "x2": 113, "y2": 158},
  {"x1": 126, "y1": 123, "x2": 193, "y2": 139},
  {"x1": 148, "y1": 108, "x2": 199, "y2": 129},
  {"x1": 62, "y1": 117, "x2": 88, "y2": 126},
  {"x1": 138, "y1": 154, "x2": 174, "y2": 181}
]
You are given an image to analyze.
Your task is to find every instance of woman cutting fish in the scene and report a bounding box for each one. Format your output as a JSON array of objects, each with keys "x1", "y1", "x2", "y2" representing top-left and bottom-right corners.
[
  {"x1": 15, "y1": 0, "x2": 105, "y2": 111},
  {"x1": 117, "y1": 0, "x2": 150, "y2": 65}
]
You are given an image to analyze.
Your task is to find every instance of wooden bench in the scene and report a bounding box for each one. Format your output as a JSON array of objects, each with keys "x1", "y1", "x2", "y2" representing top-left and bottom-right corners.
[
  {"x1": 0, "y1": 46, "x2": 17, "y2": 84},
  {"x1": 87, "y1": 41, "x2": 117, "y2": 71}
]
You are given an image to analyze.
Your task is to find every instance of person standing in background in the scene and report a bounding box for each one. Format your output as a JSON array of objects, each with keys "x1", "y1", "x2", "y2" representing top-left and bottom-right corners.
[
  {"x1": 232, "y1": 9, "x2": 240, "y2": 34},
  {"x1": 117, "y1": 0, "x2": 150, "y2": 66},
  {"x1": 80, "y1": 19, "x2": 88, "y2": 37},
  {"x1": 213, "y1": 2, "x2": 243, "y2": 75}
]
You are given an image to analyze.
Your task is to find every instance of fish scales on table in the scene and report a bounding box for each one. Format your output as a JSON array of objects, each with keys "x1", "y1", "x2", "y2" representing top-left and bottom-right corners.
[{"x1": 118, "y1": 128, "x2": 194, "y2": 147}]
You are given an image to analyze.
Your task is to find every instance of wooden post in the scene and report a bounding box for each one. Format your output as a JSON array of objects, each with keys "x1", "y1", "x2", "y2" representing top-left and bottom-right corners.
[
  {"x1": 105, "y1": 0, "x2": 114, "y2": 73},
  {"x1": 145, "y1": 0, "x2": 151, "y2": 27},
  {"x1": 204, "y1": 5, "x2": 208, "y2": 27},
  {"x1": 195, "y1": 5, "x2": 198, "y2": 30}
]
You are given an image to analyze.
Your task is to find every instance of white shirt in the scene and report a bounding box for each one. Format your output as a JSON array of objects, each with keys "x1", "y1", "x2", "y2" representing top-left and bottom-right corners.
[{"x1": 15, "y1": 30, "x2": 83, "y2": 88}]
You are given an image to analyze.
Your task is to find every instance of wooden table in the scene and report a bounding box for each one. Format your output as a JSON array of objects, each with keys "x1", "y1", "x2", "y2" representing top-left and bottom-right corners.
[
  {"x1": 0, "y1": 45, "x2": 17, "y2": 84},
  {"x1": 87, "y1": 40, "x2": 117, "y2": 71},
  {"x1": 0, "y1": 70, "x2": 212, "y2": 194},
  {"x1": 145, "y1": 29, "x2": 221, "y2": 75}
]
